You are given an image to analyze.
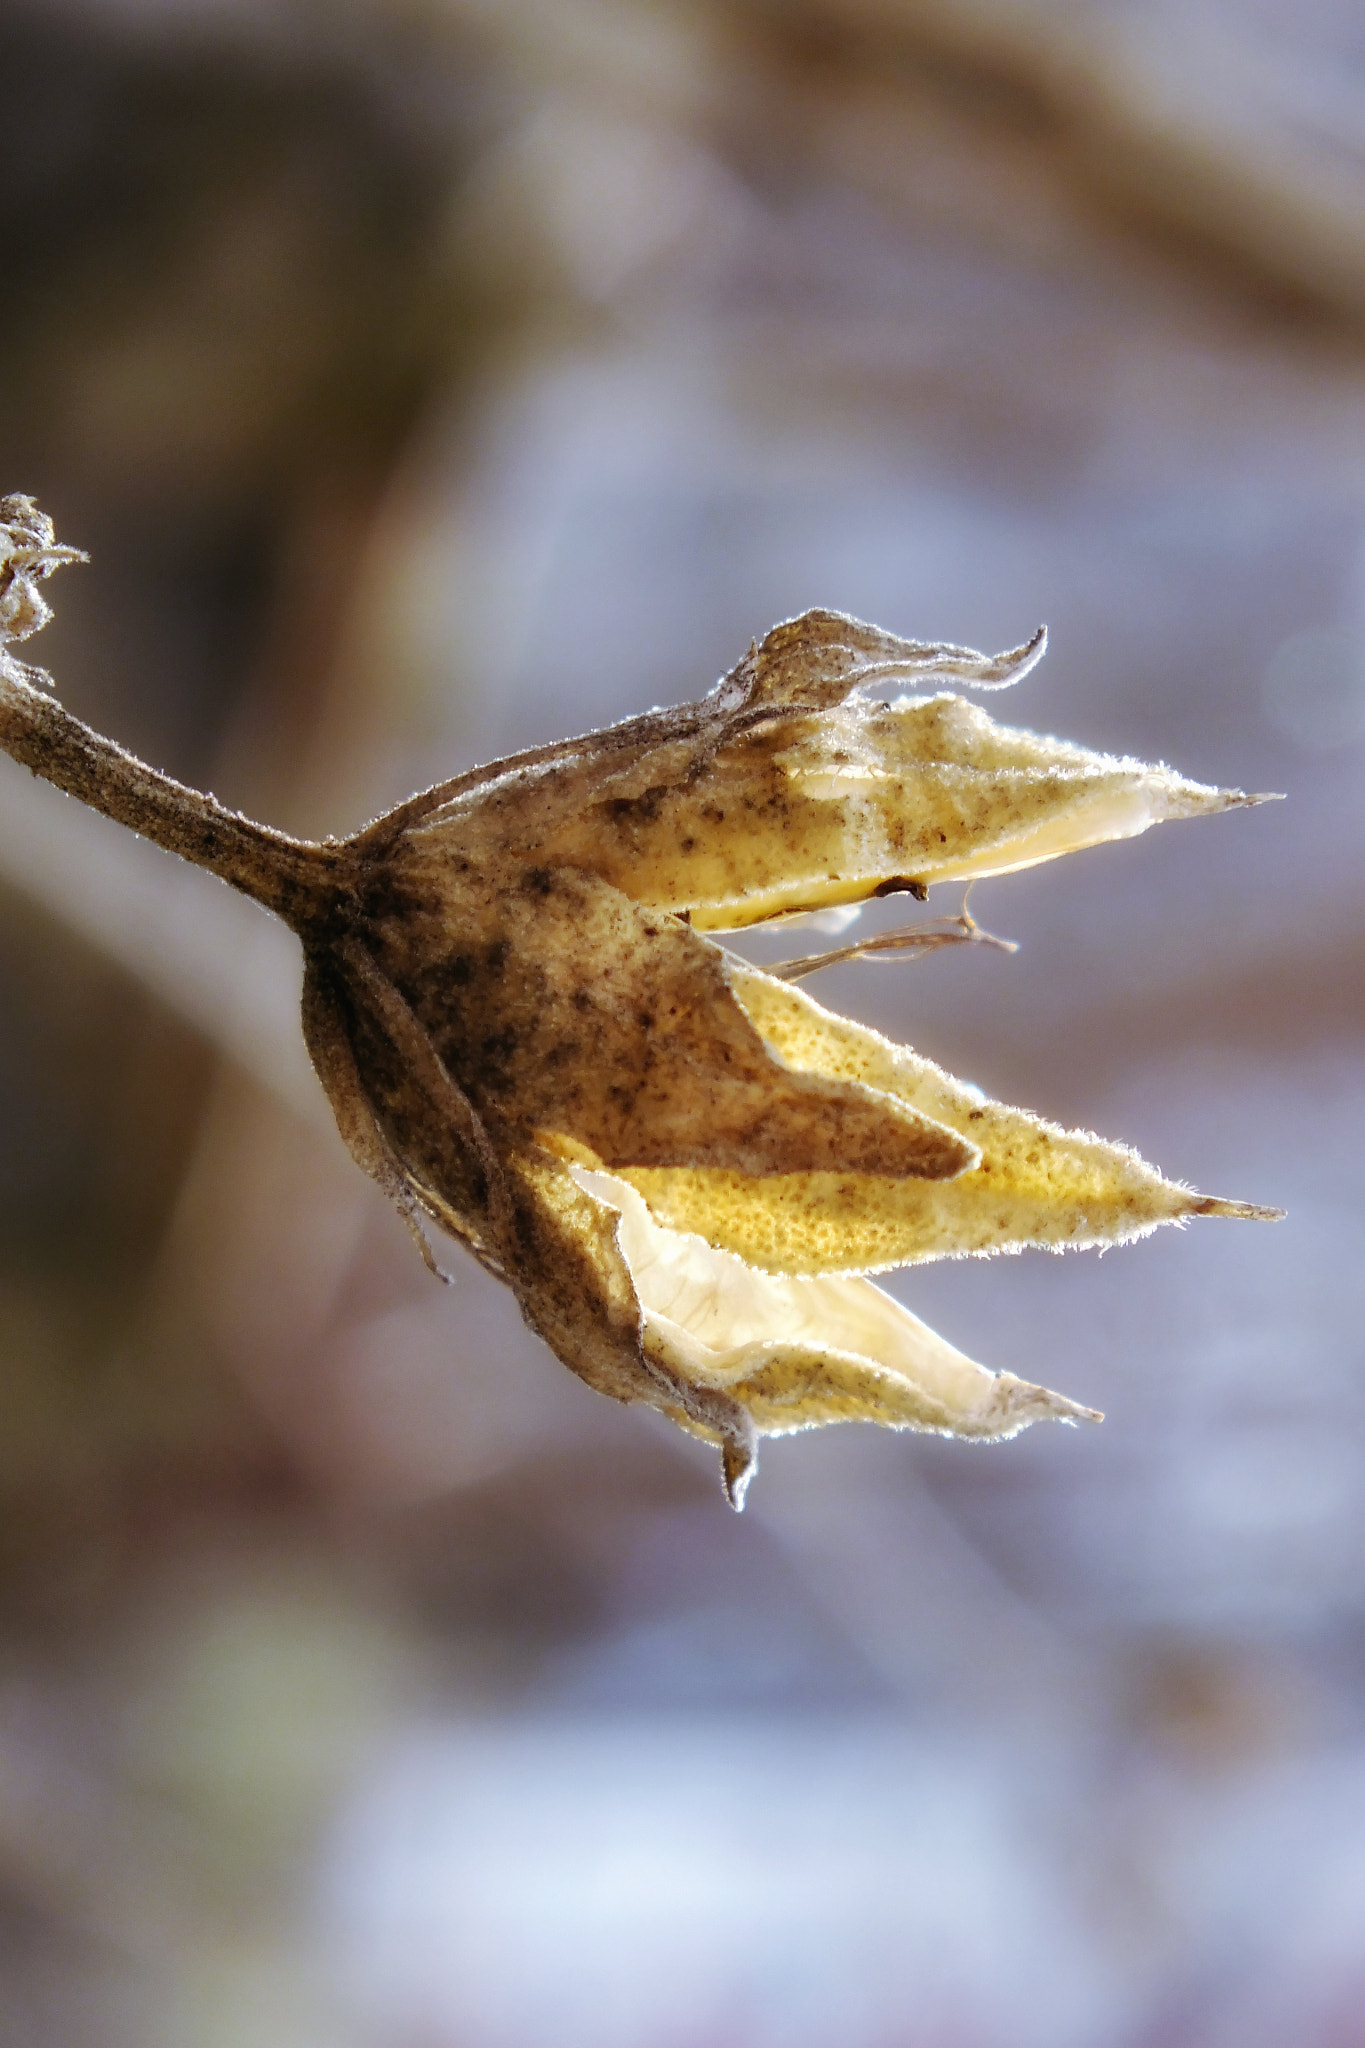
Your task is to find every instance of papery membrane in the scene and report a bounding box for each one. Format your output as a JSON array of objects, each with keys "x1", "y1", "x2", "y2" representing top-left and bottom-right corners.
[{"x1": 574, "y1": 1168, "x2": 1100, "y2": 1441}]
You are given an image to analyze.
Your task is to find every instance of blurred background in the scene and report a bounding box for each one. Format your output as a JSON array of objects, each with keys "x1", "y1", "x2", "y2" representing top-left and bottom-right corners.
[{"x1": 0, "y1": 0, "x2": 1363, "y2": 2041}]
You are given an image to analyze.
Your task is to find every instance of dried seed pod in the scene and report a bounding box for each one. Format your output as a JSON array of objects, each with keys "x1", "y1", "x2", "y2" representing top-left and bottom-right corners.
[{"x1": 0, "y1": 506, "x2": 1281, "y2": 1507}]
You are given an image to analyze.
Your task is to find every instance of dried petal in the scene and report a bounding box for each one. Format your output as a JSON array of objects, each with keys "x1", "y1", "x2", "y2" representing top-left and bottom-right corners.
[
  {"x1": 577, "y1": 1169, "x2": 1100, "y2": 1474},
  {"x1": 386, "y1": 611, "x2": 1271, "y2": 936},
  {"x1": 539, "y1": 683, "x2": 1265, "y2": 932},
  {"x1": 462, "y1": 1142, "x2": 765, "y2": 1508},
  {"x1": 611, "y1": 962, "x2": 1278, "y2": 1274},
  {"x1": 362, "y1": 858, "x2": 975, "y2": 1183}
]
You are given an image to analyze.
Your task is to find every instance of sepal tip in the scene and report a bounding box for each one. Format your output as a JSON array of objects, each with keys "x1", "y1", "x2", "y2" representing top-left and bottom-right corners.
[
  {"x1": 721, "y1": 1435, "x2": 757, "y2": 1511},
  {"x1": 1190, "y1": 1196, "x2": 1286, "y2": 1222}
]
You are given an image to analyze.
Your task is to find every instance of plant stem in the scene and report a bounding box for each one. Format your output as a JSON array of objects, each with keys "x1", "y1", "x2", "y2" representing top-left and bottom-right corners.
[{"x1": 0, "y1": 654, "x2": 344, "y2": 930}]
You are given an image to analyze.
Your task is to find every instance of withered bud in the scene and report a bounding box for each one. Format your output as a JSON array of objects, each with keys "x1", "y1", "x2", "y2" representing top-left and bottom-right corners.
[
  {"x1": 0, "y1": 502, "x2": 1281, "y2": 1507},
  {"x1": 0, "y1": 494, "x2": 87, "y2": 644}
]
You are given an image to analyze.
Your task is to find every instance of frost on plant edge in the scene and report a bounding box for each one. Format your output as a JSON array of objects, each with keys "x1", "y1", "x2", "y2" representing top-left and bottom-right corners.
[{"x1": 0, "y1": 496, "x2": 1281, "y2": 1508}]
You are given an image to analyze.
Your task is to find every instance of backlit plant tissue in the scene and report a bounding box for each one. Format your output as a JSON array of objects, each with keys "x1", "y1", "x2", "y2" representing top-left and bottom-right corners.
[{"x1": 0, "y1": 496, "x2": 1281, "y2": 1507}]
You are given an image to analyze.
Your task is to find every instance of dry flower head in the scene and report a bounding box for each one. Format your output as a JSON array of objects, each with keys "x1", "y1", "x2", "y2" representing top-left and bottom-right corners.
[{"x1": 0, "y1": 496, "x2": 1280, "y2": 1506}]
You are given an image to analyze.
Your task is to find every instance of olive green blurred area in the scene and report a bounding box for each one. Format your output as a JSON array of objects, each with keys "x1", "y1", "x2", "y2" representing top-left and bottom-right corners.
[{"x1": 2, "y1": 2, "x2": 1365, "y2": 2044}]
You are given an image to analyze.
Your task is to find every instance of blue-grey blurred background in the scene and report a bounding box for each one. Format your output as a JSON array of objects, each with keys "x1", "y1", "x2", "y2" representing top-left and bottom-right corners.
[{"x1": 0, "y1": 1, "x2": 1363, "y2": 2042}]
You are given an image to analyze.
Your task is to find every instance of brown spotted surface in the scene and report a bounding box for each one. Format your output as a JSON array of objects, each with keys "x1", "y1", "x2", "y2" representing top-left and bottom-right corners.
[
  {"x1": 0, "y1": 537, "x2": 1280, "y2": 1508},
  {"x1": 299, "y1": 610, "x2": 1275, "y2": 1501}
]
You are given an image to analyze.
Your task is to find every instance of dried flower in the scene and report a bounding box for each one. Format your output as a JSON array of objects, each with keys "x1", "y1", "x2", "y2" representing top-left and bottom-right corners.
[{"x1": 0, "y1": 498, "x2": 1279, "y2": 1506}]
